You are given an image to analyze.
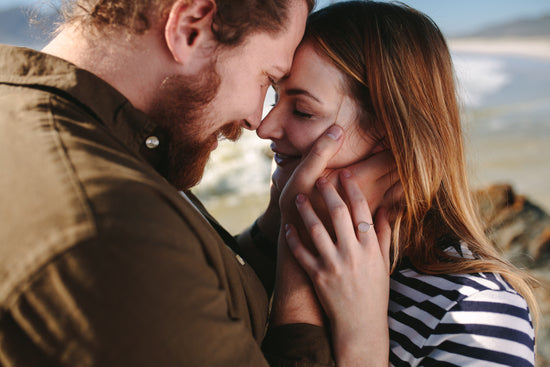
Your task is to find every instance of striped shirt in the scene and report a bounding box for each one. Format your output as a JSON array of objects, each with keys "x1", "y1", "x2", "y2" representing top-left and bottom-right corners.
[{"x1": 389, "y1": 244, "x2": 535, "y2": 366}]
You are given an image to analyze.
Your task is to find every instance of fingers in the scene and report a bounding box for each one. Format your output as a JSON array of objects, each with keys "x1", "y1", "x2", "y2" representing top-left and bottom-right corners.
[
  {"x1": 347, "y1": 149, "x2": 395, "y2": 183},
  {"x1": 315, "y1": 177, "x2": 359, "y2": 250},
  {"x1": 337, "y1": 170, "x2": 392, "y2": 274},
  {"x1": 288, "y1": 125, "x2": 344, "y2": 191},
  {"x1": 294, "y1": 193, "x2": 339, "y2": 260},
  {"x1": 287, "y1": 165, "x2": 394, "y2": 279},
  {"x1": 331, "y1": 150, "x2": 398, "y2": 214},
  {"x1": 271, "y1": 158, "x2": 298, "y2": 194},
  {"x1": 338, "y1": 170, "x2": 376, "y2": 244},
  {"x1": 381, "y1": 180, "x2": 404, "y2": 209},
  {"x1": 285, "y1": 224, "x2": 320, "y2": 278}
]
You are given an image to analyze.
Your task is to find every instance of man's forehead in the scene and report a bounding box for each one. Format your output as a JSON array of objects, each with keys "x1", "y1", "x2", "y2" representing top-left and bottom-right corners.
[
  {"x1": 270, "y1": 1, "x2": 309, "y2": 75},
  {"x1": 272, "y1": 64, "x2": 291, "y2": 78}
]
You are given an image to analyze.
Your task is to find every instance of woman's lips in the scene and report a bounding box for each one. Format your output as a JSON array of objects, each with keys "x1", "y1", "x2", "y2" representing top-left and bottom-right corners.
[{"x1": 273, "y1": 152, "x2": 301, "y2": 166}]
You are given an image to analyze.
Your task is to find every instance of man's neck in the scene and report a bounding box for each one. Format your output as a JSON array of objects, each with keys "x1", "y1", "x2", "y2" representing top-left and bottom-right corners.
[{"x1": 41, "y1": 25, "x2": 171, "y2": 112}]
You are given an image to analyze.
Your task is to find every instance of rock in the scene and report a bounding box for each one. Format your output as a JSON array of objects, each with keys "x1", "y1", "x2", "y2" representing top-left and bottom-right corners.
[
  {"x1": 476, "y1": 183, "x2": 550, "y2": 268},
  {"x1": 475, "y1": 183, "x2": 550, "y2": 366}
]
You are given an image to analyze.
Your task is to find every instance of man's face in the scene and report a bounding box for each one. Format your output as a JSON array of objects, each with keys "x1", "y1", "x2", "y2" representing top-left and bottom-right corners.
[
  {"x1": 204, "y1": 0, "x2": 308, "y2": 136},
  {"x1": 148, "y1": 0, "x2": 308, "y2": 190}
]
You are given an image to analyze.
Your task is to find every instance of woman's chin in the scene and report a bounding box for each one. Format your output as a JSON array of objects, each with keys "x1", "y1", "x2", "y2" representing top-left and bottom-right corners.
[{"x1": 272, "y1": 156, "x2": 301, "y2": 192}]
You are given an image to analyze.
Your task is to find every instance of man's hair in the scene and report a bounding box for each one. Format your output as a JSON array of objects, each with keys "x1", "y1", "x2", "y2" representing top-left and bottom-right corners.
[{"x1": 63, "y1": 0, "x2": 315, "y2": 45}]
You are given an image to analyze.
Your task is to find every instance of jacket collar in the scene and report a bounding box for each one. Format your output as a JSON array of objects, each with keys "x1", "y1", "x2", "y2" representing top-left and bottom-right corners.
[{"x1": 0, "y1": 44, "x2": 167, "y2": 171}]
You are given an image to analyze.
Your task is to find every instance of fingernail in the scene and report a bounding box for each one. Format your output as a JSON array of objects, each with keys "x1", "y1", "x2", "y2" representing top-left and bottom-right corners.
[
  {"x1": 296, "y1": 193, "x2": 306, "y2": 204},
  {"x1": 326, "y1": 125, "x2": 342, "y2": 140},
  {"x1": 341, "y1": 170, "x2": 352, "y2": 179},
  {"x1": 317, "y1": 177, "x2": 328, "y2": 186}
]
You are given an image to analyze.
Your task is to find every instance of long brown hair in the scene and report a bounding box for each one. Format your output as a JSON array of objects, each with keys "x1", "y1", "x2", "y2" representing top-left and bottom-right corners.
[{"x1": 305, "y1": 1, "x2": 539, "y2": 325}]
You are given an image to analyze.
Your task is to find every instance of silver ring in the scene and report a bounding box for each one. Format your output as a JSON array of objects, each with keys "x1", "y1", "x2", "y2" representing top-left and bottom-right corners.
[{"x1": 357, "y1": 222, "x2": 373, "y2": 233}]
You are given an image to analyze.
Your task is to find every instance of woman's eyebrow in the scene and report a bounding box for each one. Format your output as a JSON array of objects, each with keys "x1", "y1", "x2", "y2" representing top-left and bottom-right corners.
[{"x1": 285, "y1": 88, "x2": 321, "y2": 103}]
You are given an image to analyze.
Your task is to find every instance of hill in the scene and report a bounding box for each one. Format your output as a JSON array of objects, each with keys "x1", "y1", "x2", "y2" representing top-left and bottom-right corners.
[{"x1": 463, "y1": 13, "x2": 550, "y2": 38}]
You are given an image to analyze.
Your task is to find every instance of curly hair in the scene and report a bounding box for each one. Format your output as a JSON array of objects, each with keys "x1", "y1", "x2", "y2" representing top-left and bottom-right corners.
[{"x1": 63, "y1": 0, "x2": 315, "y2": 45}]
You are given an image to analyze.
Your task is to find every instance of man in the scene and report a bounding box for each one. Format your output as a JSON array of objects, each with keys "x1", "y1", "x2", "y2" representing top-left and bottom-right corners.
[{"x1": 0, "y1": 0, "x2": 347, "y2": 365}]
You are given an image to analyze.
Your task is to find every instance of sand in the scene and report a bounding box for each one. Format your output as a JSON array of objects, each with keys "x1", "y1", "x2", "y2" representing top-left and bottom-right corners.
[{"x1": 448, "y1": 37, "x2": 550, "y2": 60}]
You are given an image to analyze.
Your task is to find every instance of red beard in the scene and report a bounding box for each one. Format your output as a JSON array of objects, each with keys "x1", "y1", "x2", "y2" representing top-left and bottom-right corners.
[
  {"x1": 167, "y1": 120, "x2": 242, "y2": 190},
  {"x1": 148, "y1": 63, "x2": 242, "y2": 190}
]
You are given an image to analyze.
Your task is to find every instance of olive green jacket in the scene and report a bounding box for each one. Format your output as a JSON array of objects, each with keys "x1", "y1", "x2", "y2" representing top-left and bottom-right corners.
[{"x1": 0, "y1": 45, "x2": 333, "y2": 367}]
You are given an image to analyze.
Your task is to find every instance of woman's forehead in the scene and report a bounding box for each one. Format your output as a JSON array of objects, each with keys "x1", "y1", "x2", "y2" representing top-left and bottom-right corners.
[{"x1": 281, "y1": 42, "x2": 347, "y2": 97}]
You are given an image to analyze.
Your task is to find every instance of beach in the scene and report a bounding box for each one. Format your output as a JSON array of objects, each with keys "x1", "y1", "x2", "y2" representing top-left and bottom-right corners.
[
  {"x1": 451, "y1": 38, "x2": 550, "y2": 214},
  {"x1": 449, "y1": 37, "x2": 550, "y2": 60}
]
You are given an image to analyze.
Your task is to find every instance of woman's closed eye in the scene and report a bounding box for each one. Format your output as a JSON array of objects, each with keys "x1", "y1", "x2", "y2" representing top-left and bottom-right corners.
[
  {"x1": 292, "y1": 101, "x2": 315, "y2": 119},
  {"x1": 293, "y1": 109, "x2": 313, "y2": 119}
]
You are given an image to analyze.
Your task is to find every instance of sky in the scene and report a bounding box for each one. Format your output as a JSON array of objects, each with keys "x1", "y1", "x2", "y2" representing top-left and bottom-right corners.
[
  {"x1": 316, "y1": 0, "x2": 550, "y2": 36},
  {"x1": 2, "y1": 0, "x2": 550, "y2": 36}
]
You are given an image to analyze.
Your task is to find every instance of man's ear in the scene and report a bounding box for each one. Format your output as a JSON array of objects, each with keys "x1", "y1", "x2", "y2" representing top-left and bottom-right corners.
[{"x1": 165, "y1": 0, "x2": 216, "y2": 65}]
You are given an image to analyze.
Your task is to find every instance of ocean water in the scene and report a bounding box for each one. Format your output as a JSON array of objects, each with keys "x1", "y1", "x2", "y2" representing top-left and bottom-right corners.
[
  {"x1": 195, "y1": 49, "x2": 550, "y2": 233},
  {"x1": 454, "y1": 52, "x2": 550, "y2": 213}
]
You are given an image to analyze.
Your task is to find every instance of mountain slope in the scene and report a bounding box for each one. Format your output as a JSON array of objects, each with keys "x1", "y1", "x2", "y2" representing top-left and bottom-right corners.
[{"x1": 465, "y1": 13, "x2": 550, "y2": 38}]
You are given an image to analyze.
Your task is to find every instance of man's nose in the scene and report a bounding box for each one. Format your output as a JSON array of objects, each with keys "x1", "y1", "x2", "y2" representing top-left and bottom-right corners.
[
  {"x1": 241, "y1": 86, "x2": 272, "y2": 131},
  {"x1": 241, "y1": 117, "x2": 260, "y2": 131}
]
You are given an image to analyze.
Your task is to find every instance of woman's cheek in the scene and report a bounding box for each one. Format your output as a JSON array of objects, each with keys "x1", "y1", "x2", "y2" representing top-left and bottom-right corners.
[
  {"x1": 326, "y1": 137, "x2": 369, "y2": 169},
  {"x1": 298, "y1": 127, "x2": 329, "y2": 155}
]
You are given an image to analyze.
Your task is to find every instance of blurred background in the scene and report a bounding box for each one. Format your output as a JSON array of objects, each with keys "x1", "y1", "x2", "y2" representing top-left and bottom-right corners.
[
  {"x1": 1, "y1": 0, "x2": 548, "y2": 232},
  {"x1": 198, "y1": 0, "x2": 550, "y2": 234},
  {"x1": 2, "y1": 0, "x2": 550, "y2": 364}
]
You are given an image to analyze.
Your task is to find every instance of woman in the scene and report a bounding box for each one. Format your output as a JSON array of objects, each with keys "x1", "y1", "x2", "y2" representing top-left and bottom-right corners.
[{"x1": 258, "y1": 1, "x2": 538, "y2": 366}]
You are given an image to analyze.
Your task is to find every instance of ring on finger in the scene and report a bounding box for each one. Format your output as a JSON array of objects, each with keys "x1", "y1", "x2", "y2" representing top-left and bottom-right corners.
[{"x1": 357, "y1": 221, "x2": 374, "y2": 233}]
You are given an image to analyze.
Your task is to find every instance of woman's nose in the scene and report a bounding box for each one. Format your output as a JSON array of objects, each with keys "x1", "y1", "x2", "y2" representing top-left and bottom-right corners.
[{"x1": 257, "y1": 108, "x2": 284, "y2": 140}]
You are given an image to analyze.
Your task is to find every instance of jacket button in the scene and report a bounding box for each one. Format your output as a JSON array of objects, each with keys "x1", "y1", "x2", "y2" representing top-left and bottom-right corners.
[
  {"x1": 235, "y1": 254, "x2": 245, "y2": 266},
  {"x1": 145, "y1": 136, "x2": 160, "y2": 149}
]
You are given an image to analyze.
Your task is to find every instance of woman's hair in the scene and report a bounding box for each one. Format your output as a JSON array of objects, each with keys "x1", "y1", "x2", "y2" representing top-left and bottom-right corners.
[
  {"x1": 60, "y1": 0, "x2": 315, "y2": 45},
  {"x1": 305, "y1": 1, "x2": 539, "y2": 324}
]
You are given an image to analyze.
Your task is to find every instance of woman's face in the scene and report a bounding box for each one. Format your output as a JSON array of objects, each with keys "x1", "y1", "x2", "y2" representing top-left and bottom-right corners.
[{"x1": 257, "y1": 42, "x2": 379, "y2": 180}]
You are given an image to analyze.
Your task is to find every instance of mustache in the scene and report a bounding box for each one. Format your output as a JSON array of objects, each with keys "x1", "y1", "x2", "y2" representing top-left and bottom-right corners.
[{"x1": 217, "y1": 122, "x2": 242, "y2": 142}]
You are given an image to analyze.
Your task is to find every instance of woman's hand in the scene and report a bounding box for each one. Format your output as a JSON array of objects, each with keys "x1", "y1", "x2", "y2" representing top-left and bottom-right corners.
[
  {"x1": 285, "y1": 170, "x2": 391, "y2": 367},
  {"x1": 259, "y1": 125, "x2": 401, "y2": 251},
  {"x1": 270, "y1": 125, "x2": 345, "y2": 328},
  {"x1": 278, "y1": 146, "x2": 400, "y2": 244}
]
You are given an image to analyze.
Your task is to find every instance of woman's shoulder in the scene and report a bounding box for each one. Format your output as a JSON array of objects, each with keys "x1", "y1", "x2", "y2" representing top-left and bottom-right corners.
[
  {"x1": 389, "y1": 263, "x2": 526, "y2": 316},
  {"x1": 390, "y1": 242, "x2": 529, "y2": 317},
  {"x1": 390, "y1": 265, "x2": 531, "y2": 323},
  {"x1": 389, "y1": 269, "x2": 535, "y2": 365},
  {"x1": 389, "y1": 245, "x2": 535, "y2": 366}
]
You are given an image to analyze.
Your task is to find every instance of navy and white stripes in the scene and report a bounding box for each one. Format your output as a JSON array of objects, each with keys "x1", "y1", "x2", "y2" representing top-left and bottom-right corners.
[{"x1": 388, "y1": 245, "x2": 535, "y2": 366}]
